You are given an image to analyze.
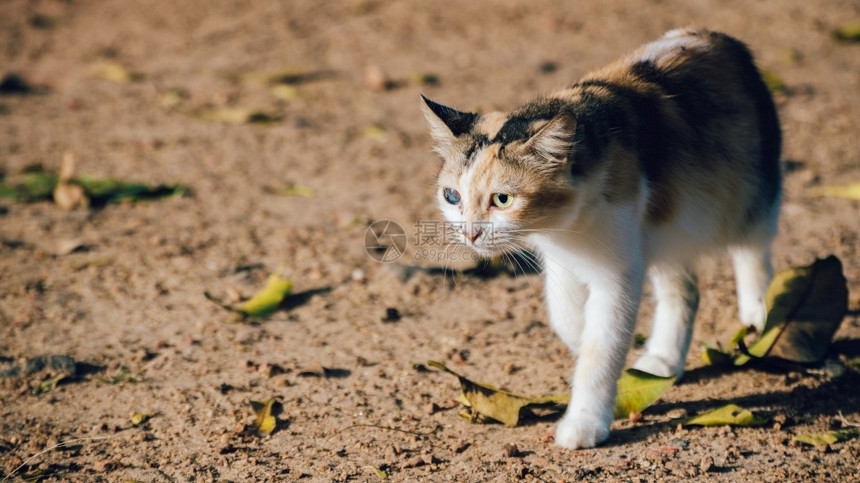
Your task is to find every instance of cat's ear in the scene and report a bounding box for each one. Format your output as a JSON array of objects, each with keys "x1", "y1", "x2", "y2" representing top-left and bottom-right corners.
[
  {"x1": 420, "y1": 94, "x2": 478, "y2": 146},
  {"x1": 524, "y1": 112, "x2": 577, "y2": 164}
]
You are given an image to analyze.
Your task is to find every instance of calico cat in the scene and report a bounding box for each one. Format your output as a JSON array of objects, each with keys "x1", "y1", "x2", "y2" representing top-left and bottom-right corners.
[{"x1": 421, "y1": 29, "x2": 781, "y2": 449}]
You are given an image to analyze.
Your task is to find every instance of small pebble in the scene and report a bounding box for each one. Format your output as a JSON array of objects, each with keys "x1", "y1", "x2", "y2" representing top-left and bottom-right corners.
[
  {"x1": 93, "y1": 460, "x2": 115, "y2": 472},
  {"x1": 502, "y1": 443, "x2": 521, "y2": 458},
  {"x1": 382, "y1": 307, "x2": 401, "y2": 323},
  {"x1": 699, "y1": 455, "x2": 714, "y2": 473},
  {"x1": 451, "y1": 441, "x2": 471, "y2": 453},
  {"x1": 364, "y1": 66, "x2": 392, "y2": 91}
]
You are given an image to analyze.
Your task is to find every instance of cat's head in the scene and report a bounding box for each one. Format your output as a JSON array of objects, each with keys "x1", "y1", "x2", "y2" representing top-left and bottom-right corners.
[{"x1": 421, "y1": 95, "x2": 583, "y2": 256}]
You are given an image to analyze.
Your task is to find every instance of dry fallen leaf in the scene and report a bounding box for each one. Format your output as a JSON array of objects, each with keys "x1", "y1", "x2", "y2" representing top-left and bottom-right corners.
[
  {"x1": 249, "y1": 398, "x2": 277, "y2": 435},
  {"x1": 363, "y1": 465, "x2": 389, "y2": 480},
  {"x1": 703, "y1": 256, "x2": 848, "y2": 366},
  {"x1": 737, "y1": 256, "x2": 847, "y2": 365},
  {"x1": 429, "y1": 361, "x2": 674, "y2": 426},
  {"x1": 270, "y1": 84, "x2": 299, "y2": 101},
  {"x1": 831, "y1": 21, "x2": 860, "y2": 43},
  {"x1": 236, "y1": 272, "x2": 293, "y2": 317},
  {"x1": 95, "y1": 62, "x2": 135, "y2": 84},
  {"x1": 614, "y1": 369, "x2": 676, "y2": 419},
  {"x1": 683, "y1": 404, "x2": 769, "y2": 427},
  {"x1": 131, "y1": 413, "x2": 152, "y2": 426},
  {"x1": 792, "y1": 429, "x2": 859, "y2": 446},
  {"x1": 428, "y1": 360, "x2": 567, "y2": 426},
  {"x1": 807, "y1": 183, "x2": 860, "y2": 201}
]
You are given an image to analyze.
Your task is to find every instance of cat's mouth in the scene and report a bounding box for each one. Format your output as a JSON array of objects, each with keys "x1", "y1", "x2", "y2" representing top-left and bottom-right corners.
[{"x1": 465, "y1": 236, "x2": 516, "y2": 258}]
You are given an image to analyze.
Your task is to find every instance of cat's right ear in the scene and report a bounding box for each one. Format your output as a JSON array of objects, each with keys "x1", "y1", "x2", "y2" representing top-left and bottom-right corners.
[{"x1": 420, "y1": 94, "x2": 478, "y2": 148}]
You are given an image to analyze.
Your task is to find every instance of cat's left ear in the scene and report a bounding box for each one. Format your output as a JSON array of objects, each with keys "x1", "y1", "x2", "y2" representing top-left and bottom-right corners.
[
  {"x1": 420, "y1": 94, "x2": 478, "y2": 146},
  {"x1": 524, "y1": 112, "x2": 577, "y2": 164}
]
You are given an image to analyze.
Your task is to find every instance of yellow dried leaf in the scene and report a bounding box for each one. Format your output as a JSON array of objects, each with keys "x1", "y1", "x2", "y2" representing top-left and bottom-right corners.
[
  {"x1": 363, "y1": 466, "x2": 389, "y2": 480},
  {"x1": 237, "y1": 272, "x2": 292, "y2": 317},
  {"x1": 683, "y1": 404, "x2": 768, "y2": 427},
  {"x1": 613, "y1": 369, "x2": 676, "y2": 419},
  {"x1": 792, "y1": 429, "x2": 859, "y2": 446},
  {"x1": 270, "y1": 84, "x2": 299, "y2": 101},
  {"x1": 807, "y1": 183, "x2": 860, "y2": 201},
  {"x1": 131, "y1": 413, "x2": 151, "y2": 425},
  {"x1": 363, "y1": 125, "x2": 386, "y2": 140},
  {"x1": 736, "y1": 256, "x2": 847, "y2": 365},
  {"x1": 429, "y1": 361, "x2": 673, "y2": 426},
  {"x1": 95, "y1": 63, "x2": 134, "y2": 84},
  {"x1": 831, "y1": 21, "x2": 860, "y2": 43},
  {"x1": 428, "y1": 361, "x2": 566, "y2": 427},
  {"x1": 250, "y1": 398, "x2": 277, "y2": 435},
  {"x1": 195, "y1": 107, "x2": 253, "y2": 125}
]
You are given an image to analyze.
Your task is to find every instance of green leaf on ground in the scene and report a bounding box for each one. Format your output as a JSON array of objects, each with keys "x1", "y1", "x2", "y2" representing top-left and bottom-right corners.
[
  {"x1": 76, "y1": 176, "x2": 187, "y2": 206},
  {"x1": 96, "y1": 368, "x2": 146, "y2": 384},
  {"x1": 807, "y1": 183, "x2": 860, "y2": 201},
  {"x1": 34, "y1": 372, "x2": 70, "y2": 395},
  {"x1": 760, "y1": 69, "x2": 787, "y2": 95},
  {"x1": 683, "y1": 404, "x2": 769, "y2": 427},
  {"x1": 0, "y1": 172, "x2": 59, "y2": 201},
  {"x1": 429, "y1": 361, "x2": 673, "y2": 426},
  {"x1": 700, "y1": 343, "x2": 734, "y2": 365},
  {"x1": 831, "y1": 21, "x2": 860, "y2": 43},
  {"x1": 792, "y1": 429, "x2": 859, "y2": 446},
  {"x1": 613, "y1": 369, "x2": 676, "y2": 419},
  {"x1": 250, "y1": 398, "x2": 277, "y2": 435},
  {"x1": 0, "y1": 168, "x2": 186, "y2": 206}
]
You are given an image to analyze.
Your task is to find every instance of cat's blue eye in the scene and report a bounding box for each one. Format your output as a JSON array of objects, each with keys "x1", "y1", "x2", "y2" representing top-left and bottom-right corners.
[{"x1": 443, "y1": 188, "x2": 461, "y2": 205}]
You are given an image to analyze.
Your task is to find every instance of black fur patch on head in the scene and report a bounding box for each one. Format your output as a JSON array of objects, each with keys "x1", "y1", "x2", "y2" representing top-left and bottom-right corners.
[
  {"x1": 491, "y1": 98, "x2": 572, "y2": 145},
  {"x1": 464, "y1": 134, "x2": 489, "y2": 162}
]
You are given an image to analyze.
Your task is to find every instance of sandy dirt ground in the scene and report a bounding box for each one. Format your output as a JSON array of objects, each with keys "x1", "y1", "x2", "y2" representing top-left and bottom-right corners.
[{"x1": 2, "y1": 0, "x2": 860, "y2": 481}]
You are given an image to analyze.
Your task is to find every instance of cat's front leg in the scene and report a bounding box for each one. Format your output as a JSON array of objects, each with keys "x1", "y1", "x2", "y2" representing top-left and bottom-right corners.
[
  {"x1": 543, "y1": 258, "x2": 589, "y2": 355},
  {"x1": 555, "y1": 263, "x2": 644, "y2": 449}
]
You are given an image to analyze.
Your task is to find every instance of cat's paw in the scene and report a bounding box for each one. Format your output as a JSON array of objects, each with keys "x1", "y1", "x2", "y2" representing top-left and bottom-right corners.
[
  {"x1": 554, "y1": 416, "x2": 610, "y2": 449},
  {"x1": 739, "y1": 300, "x2": 767, "y2": 333},
  {"x1": 632, "y1": 353, "x2": 682, "y2": 379}
]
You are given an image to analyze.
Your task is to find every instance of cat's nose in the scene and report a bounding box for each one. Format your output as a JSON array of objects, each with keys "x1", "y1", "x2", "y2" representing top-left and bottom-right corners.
[{"x1": 465, "y1": 225, "x2": 484, "y2": 243}]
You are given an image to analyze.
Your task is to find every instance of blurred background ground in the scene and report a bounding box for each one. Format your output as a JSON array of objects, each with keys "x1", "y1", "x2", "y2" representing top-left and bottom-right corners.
[{"x1": 1, "y1": 0, "x2": 859, "y2": 481}]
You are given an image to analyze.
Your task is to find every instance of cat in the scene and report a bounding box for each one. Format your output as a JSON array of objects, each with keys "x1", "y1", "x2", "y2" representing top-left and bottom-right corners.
[{"x1": 421, "y1": 28, "x2": 781, "y2": 449}]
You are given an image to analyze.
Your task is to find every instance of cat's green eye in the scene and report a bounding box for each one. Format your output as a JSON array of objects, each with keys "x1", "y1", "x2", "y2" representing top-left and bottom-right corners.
[{"x1": 492, "y1": 193, "x2": 513, "y2": 208}]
